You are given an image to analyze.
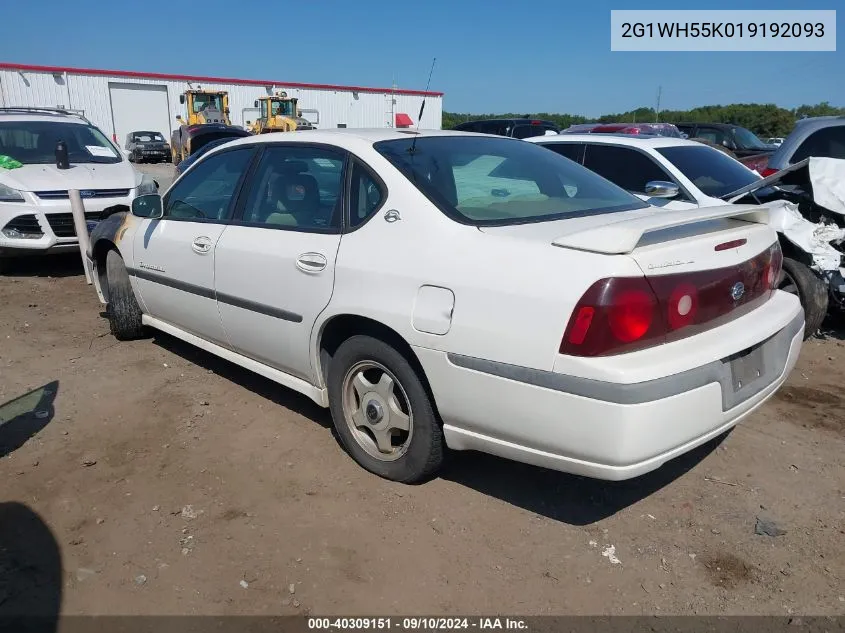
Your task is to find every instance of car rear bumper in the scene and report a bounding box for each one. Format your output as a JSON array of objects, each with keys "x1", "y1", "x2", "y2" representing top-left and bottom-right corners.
[{"x1": 416, "y1": 295, "x2": 803, "y2": 480}]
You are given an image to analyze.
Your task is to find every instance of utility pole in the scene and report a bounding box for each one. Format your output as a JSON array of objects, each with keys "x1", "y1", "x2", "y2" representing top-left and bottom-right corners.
[{"x1": 656, "y1": 85, "x2": 662, "y2": 122}]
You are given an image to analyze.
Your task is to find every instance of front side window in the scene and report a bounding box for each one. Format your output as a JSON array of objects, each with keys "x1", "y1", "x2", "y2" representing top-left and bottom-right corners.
[
  {"x1": 792, "y1": 126, "x2": 845, "y2": 162},
  {"x1": 732, "y1": 126, "x2": 769, "y2": 151},
  {"x1": 0, "y1": 121, "x2": 120, "y2": 164},
  {"x1": 164, "y1": 148, "x2": 253, "y2": 221},
  {"x1": 657, "y1": 145, "x2": 761, "y2": 199},
  {"x1": 582, "y1": 144, "x2": 674, "y2": 194},
  {"x1": 238, "y1": 146, "x2": 345, "y2": 231},
  {"x1": 374, "y1": 136, "x2": 647, "y2": 226}
]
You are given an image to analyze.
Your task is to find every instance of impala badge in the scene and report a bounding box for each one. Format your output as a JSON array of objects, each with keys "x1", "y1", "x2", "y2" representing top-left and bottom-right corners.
[{"x1": 730, "y1": 282, "x2": 745, "y2": 301}]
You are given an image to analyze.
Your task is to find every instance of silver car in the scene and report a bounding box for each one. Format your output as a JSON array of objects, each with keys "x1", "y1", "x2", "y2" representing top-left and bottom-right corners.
[{"x1": 764, "y1": 116, "x2": 845, "y2": 174}]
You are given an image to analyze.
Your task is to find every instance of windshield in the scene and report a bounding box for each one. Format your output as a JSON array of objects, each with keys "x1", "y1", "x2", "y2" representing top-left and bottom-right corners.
[
  {"x1": 270, "y1": 100, "x2": 296, "y2": 117},
  {"x1": 374, "y1": 136, "x2": 648, "y2": 226},
  {"x1": 133, "y1": 132, "x2": 164, "y2": 142},
  {"x1": 0, "y1": 121, "x2": 121, "y2": 165},
  {"x1": 657, "y1": 145, "x2": 761, "y2": 198},
  {"x1": 732, "y1": 126, "x2": 770, "y2": 151},
  {"x1": 192, "y1": 94, "x2": 223, "y2": 113}
]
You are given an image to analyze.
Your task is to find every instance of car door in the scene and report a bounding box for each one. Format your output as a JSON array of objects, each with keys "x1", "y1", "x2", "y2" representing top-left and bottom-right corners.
[
  {"x1": 213, "y1": 144, "x2": 347, "y2": 381},
  {"x1": 581, "y1": 143, "x2": 696, "y2": 210},
  {"x1": 131, "y1": 145, "x2": 255, "y2": 345}
]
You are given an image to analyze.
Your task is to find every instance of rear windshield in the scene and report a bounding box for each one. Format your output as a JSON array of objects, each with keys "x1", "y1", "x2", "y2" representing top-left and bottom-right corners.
[
  {"x1": 0, "y1": 120, "x2": 121, "y2": 164},
  {"x1": 657, "y1": 145, "x2": 761, "y2": 198},
  {"x1": 374, "y1": 136, "x2": 647, "y2": 226}
]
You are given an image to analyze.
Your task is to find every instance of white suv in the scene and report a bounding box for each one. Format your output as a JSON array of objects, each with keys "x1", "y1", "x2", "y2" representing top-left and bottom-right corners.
[{"x1": 0, "y1": 108, "x2": 156, "y2": 269}]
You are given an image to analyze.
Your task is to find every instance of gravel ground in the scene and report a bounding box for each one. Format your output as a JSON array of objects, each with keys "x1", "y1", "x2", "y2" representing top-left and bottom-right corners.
[{"x1": 0, "y1": 186, "x2": 843, "y2": 616}]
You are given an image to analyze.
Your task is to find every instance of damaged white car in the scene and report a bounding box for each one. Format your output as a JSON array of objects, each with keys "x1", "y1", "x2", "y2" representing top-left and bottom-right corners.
[{"x1": 530, "y1": 134, "x2": 845, "y2": 337}]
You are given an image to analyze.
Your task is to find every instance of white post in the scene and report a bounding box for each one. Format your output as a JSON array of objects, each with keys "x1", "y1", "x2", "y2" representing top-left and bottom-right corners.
[{"x1": 68, "y1": 189, "x2": 93, "y2": 285}]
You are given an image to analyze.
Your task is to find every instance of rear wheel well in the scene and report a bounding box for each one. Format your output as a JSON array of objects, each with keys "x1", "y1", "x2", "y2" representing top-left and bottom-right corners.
[
  {"x1": 318, "y1": 315, "x2": 439, "y2": 416},
  {"x1": 92, "y1": 239, "x2": 117, "y2": 303},
  {"x1": 777, "y1": 235, "x2": 813, "y2": 267}
]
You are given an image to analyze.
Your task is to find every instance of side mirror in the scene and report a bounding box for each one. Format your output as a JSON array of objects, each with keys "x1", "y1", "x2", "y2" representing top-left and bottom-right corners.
[
  {"x1": 179, "y1": 95, "x2": 185, "y2": 104},
  {"x1": 722, "y1": 139, "x2": 736, "y2": 150},
  {"x1": 153, "y1": 180, "x2": 160, "y2": 190},
  {"x1": 132, "y1": 194, "x2": 163, "y2": 219},
  {"x1": 644, "y1": 181, "x2": 680, "y2": 199}
]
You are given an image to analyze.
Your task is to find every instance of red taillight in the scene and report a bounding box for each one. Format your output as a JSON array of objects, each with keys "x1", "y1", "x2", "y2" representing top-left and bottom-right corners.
[
  {"x1": 608, "y1": 289, "x2": 655, "y2": 342},
  {"x1": 760, "y1": 167, "x2": 779, "y2": 178},
  {"x1": 560, "y1": 243, "x2": 781, "y2": 357},
  {"x1": 561, "y1": 277, "x2": 664, "y2": 356},
  {"x1": 530, "y1": 120, "x2": 542, "y2": 125}
]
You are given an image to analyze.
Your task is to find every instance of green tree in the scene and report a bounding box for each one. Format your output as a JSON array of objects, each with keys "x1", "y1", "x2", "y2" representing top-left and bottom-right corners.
[{"x1": 440, "y1": 101, "x2": 843, "y2": 138}]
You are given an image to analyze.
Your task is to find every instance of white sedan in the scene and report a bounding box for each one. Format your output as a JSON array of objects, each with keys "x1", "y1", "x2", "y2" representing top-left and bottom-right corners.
[{"x1": 87, "y1": 129, "x2": 803, "y2": 483}]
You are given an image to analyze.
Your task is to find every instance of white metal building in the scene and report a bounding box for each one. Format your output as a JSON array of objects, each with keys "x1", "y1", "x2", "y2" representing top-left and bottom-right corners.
[{"x1": 0, "y1": 63, "x2": 443, "y2": 145}]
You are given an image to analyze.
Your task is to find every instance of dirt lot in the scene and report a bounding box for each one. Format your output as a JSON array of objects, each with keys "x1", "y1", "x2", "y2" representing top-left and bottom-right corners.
[{"x1": 1, "y1": 175, "x2": 844, "y2": 616}]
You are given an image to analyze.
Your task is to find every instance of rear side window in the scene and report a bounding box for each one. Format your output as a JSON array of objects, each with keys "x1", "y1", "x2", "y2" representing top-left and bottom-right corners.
[
  {"x1": 792, "y1": 126, "x2": 845, "y2": 162},
  {"x1": 539, "y1": 142, "x2": 585, "y2": 164},
  {"x1": 349, "y1": 161, "x2": 385, "y2": 228},
  {"x1": 583, "y1": 144, "x2": 673, "y2": 194},
  {"x1": 477, "y1": 121, "x2": 510, "y2": 136},
  {"x1": 512, "y1": 125, "x2": 555, "y2": 140},
  {"x1": 694, "y1": 127, "x2": 728, "y2": 145},
  {"x1": 164, "y1": 148, "x2": 253, "y2": 221}
]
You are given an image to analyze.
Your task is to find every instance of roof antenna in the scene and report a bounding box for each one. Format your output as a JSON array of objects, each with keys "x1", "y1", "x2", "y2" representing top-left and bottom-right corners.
[{"x1": 408, "y1": 57, "x2": 436, "y2": 155}]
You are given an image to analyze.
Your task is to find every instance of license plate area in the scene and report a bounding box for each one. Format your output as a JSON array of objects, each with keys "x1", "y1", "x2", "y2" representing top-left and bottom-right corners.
[{"x1": 728, "y1": 343, "x2": 765, "y2": 393}]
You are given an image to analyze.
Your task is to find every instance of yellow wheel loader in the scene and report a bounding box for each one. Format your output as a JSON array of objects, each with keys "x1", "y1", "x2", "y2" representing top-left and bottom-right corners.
[
  {"x1": 170, "y1": 89, "x2": 243, "y2": 166},
  {"x1": 247, "y1": 92, "x2": 314, "y2": 134}
]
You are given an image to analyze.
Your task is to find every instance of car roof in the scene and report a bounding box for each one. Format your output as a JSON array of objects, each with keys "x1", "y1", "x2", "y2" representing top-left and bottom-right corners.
[
  {"x1": 0, "y1": 111, "x2": 88, "y2": 125},
  {"x1": 528, "y1": 134, "x2": 703, "y2": 149},
  {"x1": 215, "y1": 128, "x2": 491, "y2": 148}
]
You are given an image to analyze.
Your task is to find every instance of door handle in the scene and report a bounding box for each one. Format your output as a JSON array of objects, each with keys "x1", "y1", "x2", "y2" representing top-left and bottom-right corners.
[
  {"x1": 192, "y1": 236, "x2": 212, "y2": 254},
  {"x1": 296, "y1": 252, "x2": 327, "y2": 273}
]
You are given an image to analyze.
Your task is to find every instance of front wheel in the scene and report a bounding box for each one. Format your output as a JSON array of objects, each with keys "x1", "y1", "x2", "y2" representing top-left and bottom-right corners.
[
  {"x1": 779, "y1": 256, "x2": 828, "y2": 339},
  {"x1": 105, "y1": 249, "x2": 145, "y2": 340},
  {"x1": 327, "y1": 335, "x2": 444, "y2": 483}
]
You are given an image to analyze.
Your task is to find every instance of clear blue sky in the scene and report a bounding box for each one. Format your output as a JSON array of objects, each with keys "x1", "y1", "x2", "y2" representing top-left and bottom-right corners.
[{"x1": 1, "y1": 0, "x2": 841, "y2": 116}]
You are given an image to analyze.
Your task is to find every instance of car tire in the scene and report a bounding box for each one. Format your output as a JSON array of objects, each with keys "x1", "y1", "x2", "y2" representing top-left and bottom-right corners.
[
  {"x1": 780, "y1": 256, "x2": 828, "y2": 339},
  {"x1": 327, "y1": 335, "x2": 444, "y2": 483},
  {"x1": 105, "y1": 249, "x2": 145, "y2": 341}
]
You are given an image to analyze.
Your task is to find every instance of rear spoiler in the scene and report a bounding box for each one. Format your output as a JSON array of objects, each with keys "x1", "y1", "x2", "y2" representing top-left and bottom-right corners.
[{"x1": 551, "y1": 205, "x2": 770, "y2": 255}]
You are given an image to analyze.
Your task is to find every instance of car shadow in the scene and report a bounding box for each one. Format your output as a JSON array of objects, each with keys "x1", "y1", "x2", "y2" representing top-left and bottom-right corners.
[
  {"x1": 1, "y1": 254, "x2": 83, "y2": 278},
  {"x1": 440, "y1": 432, "x2": 727, "y2": 526},
  {"x1": 151, "y1": 333, "x2": 332, "y2": 428},
  {"x1": 0, "y1": 502, "x2": 63, "y2": 629},
  {"x1": 0, "y1": 382, "x2": 59, "y2": 459}
]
